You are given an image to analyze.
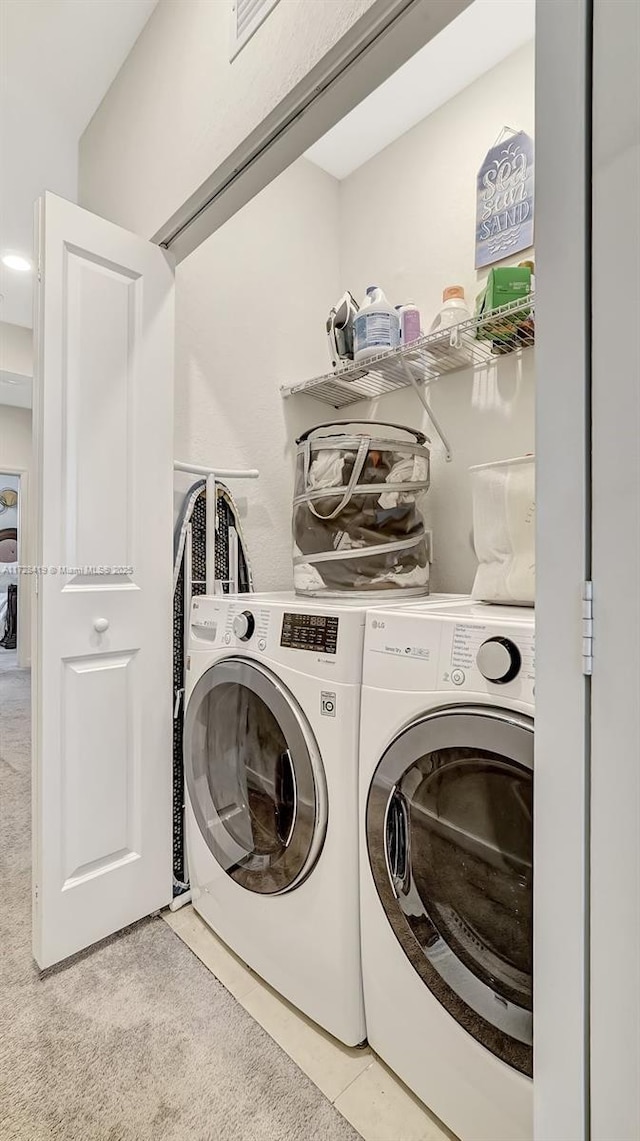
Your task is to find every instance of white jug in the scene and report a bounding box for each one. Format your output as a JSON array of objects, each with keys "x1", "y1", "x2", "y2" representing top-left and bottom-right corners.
[{"x1": 430, "y1": 286, "x2": 472, "y2": 334}]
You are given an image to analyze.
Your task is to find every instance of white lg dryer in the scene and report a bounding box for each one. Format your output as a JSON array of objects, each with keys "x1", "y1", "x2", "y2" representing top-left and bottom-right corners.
[
  {"x1": 184, "y1": 590, "x2": 431, "y2": 1047},
  {"x1": 359, "y1": 599, "x2": 535, "y2": 1141}
]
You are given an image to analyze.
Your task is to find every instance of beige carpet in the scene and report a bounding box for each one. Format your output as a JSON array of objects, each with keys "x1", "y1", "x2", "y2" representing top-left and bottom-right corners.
[{"x1": 0, "y1": 668, "x2": 361, "y2": 1141}]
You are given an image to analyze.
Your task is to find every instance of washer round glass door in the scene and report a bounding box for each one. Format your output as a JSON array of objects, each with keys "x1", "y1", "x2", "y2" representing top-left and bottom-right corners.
[
  {"x1": 367, "y1": 705, "x2": 533, "y2": 1076},
  {"x1": 184, "y1": 658, "x2": 326, "y2": 894}
]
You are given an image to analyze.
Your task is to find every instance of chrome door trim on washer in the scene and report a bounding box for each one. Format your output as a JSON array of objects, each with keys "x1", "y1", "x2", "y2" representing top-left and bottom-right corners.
[
  {"x1": 367, "y1": 705, "x2": 534, "y2": 1076},
  {"x1": 184, "y1": 657, "x2": 327, "y2": 894}
]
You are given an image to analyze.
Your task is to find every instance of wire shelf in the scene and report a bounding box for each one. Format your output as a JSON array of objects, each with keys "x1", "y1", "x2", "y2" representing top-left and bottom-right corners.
[{"x1": 281, "y1": 294, "x2": 535, "y2": 409}]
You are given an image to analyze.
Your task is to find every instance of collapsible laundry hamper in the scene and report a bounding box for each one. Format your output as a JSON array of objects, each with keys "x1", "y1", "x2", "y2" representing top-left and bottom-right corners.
[{"x1": 293, "y1": 420, "x2": 431, "y2": 598}]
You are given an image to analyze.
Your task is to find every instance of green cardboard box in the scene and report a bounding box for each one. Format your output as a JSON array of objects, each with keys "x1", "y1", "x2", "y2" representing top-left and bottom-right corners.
[{"x1": 476, "y1": 265, "x2": 532, "y2": 345}]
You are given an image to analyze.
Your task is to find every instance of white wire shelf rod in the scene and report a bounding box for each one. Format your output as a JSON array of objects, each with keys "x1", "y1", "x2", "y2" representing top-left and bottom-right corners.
[
  {"x1": 280, "y1": 292, "x2": 535, "y2": 399},
  {"x1": 174, "y1": 460, "x2": 259, "y2": 479}
]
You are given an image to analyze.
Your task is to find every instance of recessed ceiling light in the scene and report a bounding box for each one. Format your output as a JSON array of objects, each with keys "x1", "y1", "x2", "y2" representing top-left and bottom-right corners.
[{"x1": 2, "y1": 253, "x2": 32, "y2": 273}]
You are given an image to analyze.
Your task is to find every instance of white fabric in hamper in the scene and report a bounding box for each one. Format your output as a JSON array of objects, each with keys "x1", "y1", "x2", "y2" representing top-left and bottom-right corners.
[{"x1": 470, "y1": 456, "x2": 535, "y2": 605}]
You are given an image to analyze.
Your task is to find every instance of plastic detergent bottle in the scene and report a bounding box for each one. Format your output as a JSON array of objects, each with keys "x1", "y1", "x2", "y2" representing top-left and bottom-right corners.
[
  {"x1": 430, "y1": 286, "x2": 472, "y2": 333},
  {"x1": 353, "y1": 286, "x2": 400, "y2": 361},
  {"x1": 396, "y1": 301, "x2": 422, "y2": 345}
]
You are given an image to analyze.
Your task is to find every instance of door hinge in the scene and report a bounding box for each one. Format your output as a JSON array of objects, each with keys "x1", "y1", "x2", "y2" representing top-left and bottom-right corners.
[{"x1": 582, "y1": 580, "x2": 593, "y2": 675}]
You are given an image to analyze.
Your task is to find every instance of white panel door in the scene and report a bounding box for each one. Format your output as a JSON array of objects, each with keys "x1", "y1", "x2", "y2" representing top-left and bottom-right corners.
[
  {"x1": 591, "y1": 2, "x2": 640, "y2": 1136},
  {"x1": 534, "y1": 3, "x2": 591, "y2": 1139},
  {"x1": 32, "y1": 192, "x2": 174, "y2": 969}
]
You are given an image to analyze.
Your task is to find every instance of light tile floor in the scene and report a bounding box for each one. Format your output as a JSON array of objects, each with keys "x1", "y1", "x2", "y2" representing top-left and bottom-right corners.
[{"x1": 164, "y1": 904, "x2": 455, "y2": 1141}]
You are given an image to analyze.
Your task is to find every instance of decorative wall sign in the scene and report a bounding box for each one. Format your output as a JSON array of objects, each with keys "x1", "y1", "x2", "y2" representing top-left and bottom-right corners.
[
  {"x1": 475, "y1": 129, "x2": 534, "y2": 269},
  {"x1": 0, "y1": 487, "x2": 18, "y2": 515}
]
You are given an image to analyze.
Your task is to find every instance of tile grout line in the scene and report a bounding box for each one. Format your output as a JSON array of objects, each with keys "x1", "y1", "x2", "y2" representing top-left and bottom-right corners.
[
  {"x1": 235, "y1": 979, "x2": 268, "y2": 1006},
  {"x1": 330, "y1": 1057, "x2": 376, "y2": 1106}
]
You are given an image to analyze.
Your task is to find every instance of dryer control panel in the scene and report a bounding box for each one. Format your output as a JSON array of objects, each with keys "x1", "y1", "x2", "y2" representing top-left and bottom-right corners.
[
  {"x1": 364, "y1": 603, "x2": 535, "y2": 704},
  {"x1": 446, "y1": 621, "x2": 534, "y2": 695}
]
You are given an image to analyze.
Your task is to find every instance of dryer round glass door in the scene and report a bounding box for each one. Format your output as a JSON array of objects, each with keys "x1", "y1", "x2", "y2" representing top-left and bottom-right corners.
[
  {"x1": 366, "y1": 705, "x2": 533, "y2": 1076},
  {"x1": 184, "y1": 658, "x2": 327, "y2": 894}
]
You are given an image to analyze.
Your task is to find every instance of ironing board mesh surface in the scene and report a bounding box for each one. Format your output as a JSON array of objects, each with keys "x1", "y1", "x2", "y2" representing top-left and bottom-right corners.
[{"x1": 172, "y1": 487, "x2": 252, "y2": 889}]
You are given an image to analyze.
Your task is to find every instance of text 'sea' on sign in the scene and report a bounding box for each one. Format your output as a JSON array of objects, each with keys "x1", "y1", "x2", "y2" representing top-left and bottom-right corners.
[{"x1": 475, "y1": 130, "x2": 534, "y2": 269}]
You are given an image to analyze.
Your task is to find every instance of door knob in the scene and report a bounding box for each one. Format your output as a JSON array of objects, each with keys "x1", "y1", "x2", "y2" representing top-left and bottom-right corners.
[{"x1": 93, "y1": 618, "x2": 109, "y2": 633}]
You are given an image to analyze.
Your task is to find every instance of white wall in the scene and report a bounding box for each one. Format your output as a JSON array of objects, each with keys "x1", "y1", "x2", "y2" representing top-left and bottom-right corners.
[
  {"x1": 342, "y1": 40, "x2": 535, "y2": 592},
  {"x1": 86, "y1": 30, "x2": 534, "y2": 595},
  {"x1": 175, "y1": 42, "x2": 535, "y2": 594},
  {"x1": 174, "y1": 157, "x2": 341, "y2": 590},
  {"x1": 0, "y1": 321, "x2": 33, "y2": 409},
  {"x1": 0, "y1": 405, "x2": 31, "y2": 480},
  {"x1": 0, "y1": 321, "x2": 33, "y2": 377},
  {"x1": 79, "y1": 0, "x2": 375, "y2": 239}
]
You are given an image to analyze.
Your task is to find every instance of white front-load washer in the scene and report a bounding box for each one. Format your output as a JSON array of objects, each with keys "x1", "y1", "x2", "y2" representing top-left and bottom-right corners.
[
  {"x1": 184, "y1": 592, "x2": 362, "y2": 1044},
  {"x1": 184, "y1": 590, "x2": 458, "y2": 1046},
  {"x1": 359, "y1": 599, "x2": 535, "y2": 1141}
]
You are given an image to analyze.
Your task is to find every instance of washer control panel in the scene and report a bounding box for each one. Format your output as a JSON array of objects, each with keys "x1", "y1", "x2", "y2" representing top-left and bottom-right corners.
[
  {"x1": 191, "y1": 599, "x2": 271, "y2": 651},
  {"x1": 189, "y1": 597, "x2": 364, "y2": 684},
  {"x1": 280, "y1": 612, "x2": 339, "y2": 655},
  {"x1": 232, "y1": 610, "x2": 256, "y2": 641}
]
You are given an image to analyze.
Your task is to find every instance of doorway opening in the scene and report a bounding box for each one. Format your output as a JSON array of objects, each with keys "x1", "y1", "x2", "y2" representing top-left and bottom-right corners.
[
  {"x1": 0, "y1": 469, "x2": 27, "y2": 670},
  {"x1": 24, "y1": 0, "x2": 591, "y2": 1137},
  {"x1": 173, "y1": 13, "x2": 537, "y2": 1141}
]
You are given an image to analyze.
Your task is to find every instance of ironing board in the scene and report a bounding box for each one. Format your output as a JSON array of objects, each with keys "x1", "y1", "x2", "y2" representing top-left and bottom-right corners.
[{"x1": 172, "y1": 477, "x2": 254, "y2": 894}]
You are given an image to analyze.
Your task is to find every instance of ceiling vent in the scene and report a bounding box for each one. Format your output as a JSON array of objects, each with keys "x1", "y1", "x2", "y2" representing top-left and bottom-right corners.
[{"x1": 230, "y1": 0, "x2": 280, "y2": 60}]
